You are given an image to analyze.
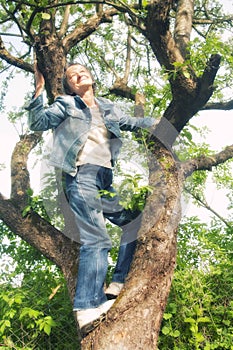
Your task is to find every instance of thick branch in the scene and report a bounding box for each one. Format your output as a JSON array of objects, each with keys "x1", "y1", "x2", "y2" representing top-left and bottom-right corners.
[
  {"x1": 0, "y1": 35, "x2": 33, "y2": 73},
  {"x1": 202, "y1": 99, "x2": 233, "y2": 111},
  {"x1": 62, "y1": 8, "x2": 118, "y2": 53},
  {"x1": 174, "y1": 0, "x2": 194, "y2": 59},
  {"x1": 196, "y1": 54, "x2": 221, "y2": 106},
  {"x1": 58, "y1": 4, "x2": 71, "y2": 38},
  {"x1": 109, "y1": 79, "x2": 135, "y2": 100},
  {"x1": 10, "y1": 132, "x2": 42, "y2": 207},
  {"x1": 164, "y1": 54, "x2": 221, "y2": 132},
  {"x1": 124, "y1": 27, "x2": 132, "y2": 83},
  {"x1": 145, "y1": 1, "x2": 184, "y2": 69},
  {"x1": 181, "y1": 144, "x2": 233, "y2": 178},
  {"x1": 107, "y1": 26, "x2": 138, "y2": 101},
  {"x1": 0, "y1": 193, "x2": 78, "y2": 299},
  {"x1": 193, "y1": 15, "x2": 233, "y2": 25},
  {"x1": 140, "y1": 2, "x2": 222, "y2": 134}
]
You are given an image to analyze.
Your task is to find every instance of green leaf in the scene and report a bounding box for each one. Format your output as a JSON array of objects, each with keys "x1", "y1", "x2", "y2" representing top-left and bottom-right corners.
[
  {"x1": 161, "y1": 326, "x2": 170, "y2": 335},
  {"x1": 183, "y1": 71, "x2": 191, "y2": 79},
  {"x1": 44, "y1": 323, "x2": 51, "y2": 336},
  {"x1": 14, "y1": 295, "x2": 23, "y2": 304},
  {"x1": 195, "y1": 332, "x2": 205, "y2": 343},
  {"x1": 163, "y1": 313, "x2": 172, "y2": 320},
  {"x1": 22, "y1": 205, "x2": 32, "y2": 217},
  {"x1": 26, "y1": 188, "x2": 34, "y2": 196},
  {"x1": 222, "y1": 319, "x2": 231, "y2": 326},
  {"x1": 171, "y1": 330, "x2": 180, "y2": 338},
  {"x1": 19, "y1": 307, "x2": 43, "y2": 320},
  {"x1": 184, "y1": 317, "x2": 195, "y2": 324},
  {"x1": 41, "y1": 13, "x2": 51, "y2": 20},
  {"x1": 197, "y1": 316, "x2": 211, "y2": 323},
  {"x1": 0, "y1": 319, "x2": 11, "y2": 333}
]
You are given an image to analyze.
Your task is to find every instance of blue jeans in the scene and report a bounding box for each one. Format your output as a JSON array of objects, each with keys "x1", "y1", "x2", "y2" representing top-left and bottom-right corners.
[{"x1": 65, "y1": 164, "x2": 141, "y2": 309}]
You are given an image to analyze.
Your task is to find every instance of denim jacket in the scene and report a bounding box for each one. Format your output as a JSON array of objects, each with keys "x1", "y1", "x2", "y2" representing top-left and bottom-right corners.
[{"x1": 27, "y1": 94, "x2": 156, "y2": 176}]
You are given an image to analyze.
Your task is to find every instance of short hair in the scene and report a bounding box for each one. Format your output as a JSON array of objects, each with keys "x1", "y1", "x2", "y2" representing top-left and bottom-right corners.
[{"x1": 63, "y1": 62, "x2": 96, "y2": 95}]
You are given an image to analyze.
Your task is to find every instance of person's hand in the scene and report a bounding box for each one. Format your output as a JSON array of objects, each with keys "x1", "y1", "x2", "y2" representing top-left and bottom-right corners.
[{"x1": 34, "y1": 61, "x2": 45, "y2": 98}]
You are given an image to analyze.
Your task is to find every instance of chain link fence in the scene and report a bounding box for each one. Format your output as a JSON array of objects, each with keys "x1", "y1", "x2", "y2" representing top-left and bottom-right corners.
[{"x1": 0, "y1": 237, "x2": 80, "y2": 350}]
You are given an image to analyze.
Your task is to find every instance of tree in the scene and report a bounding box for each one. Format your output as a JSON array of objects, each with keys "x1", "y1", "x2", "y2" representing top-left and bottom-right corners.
[{"x1": 0, "y1": 1, "x2": 232, "y2": 348}]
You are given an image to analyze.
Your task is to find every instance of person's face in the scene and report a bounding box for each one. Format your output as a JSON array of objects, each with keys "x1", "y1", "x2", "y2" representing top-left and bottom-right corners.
[{"x1": 65, "y1": 64, "x2": 94, "y2": 95}]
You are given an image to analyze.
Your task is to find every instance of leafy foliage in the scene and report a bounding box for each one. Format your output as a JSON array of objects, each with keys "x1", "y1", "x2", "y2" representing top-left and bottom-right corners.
[
  {"x1": 1, "y1": 214, "x2": 233, "y2": 349},
  {"x1": 158, "y1": 216, "x2": 233, "y2": 350},
  {"x1": 0, "y1": 222, "x2": 79, "y2": 350}
]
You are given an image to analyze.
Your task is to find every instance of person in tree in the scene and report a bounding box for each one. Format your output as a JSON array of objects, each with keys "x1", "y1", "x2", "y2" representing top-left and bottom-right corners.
[{"x1": 26, "y1": 62, "x2": 157, "y2": 336}]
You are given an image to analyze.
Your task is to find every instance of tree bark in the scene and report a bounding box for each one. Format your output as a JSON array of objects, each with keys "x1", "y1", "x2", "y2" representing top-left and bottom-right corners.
[{"x1": 174, "y1": 0, "x2": 194, "y2": 59}]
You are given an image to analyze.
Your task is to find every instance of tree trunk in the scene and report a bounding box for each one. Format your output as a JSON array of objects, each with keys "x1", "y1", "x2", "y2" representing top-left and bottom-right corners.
[{"x1": 82, "y1": 148, "x2": 183, "y2": 349}]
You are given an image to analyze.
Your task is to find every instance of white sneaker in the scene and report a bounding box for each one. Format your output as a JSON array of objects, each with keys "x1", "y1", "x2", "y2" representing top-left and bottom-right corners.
[
  {"x1": 76, "y1": 299, "x2": 115, "y2": 336},
  {"x1": 76, "y1": 307, "x2": 102, "y2": 329},
  {"x1": 105, "y1": 282, "x2": 124, "y2": 299},
  {"x1": 98, "y1": 299, "x2": 115, "y2": 314}
]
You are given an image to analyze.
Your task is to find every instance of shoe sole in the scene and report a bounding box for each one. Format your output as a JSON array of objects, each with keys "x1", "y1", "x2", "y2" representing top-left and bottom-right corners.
[
  {"x1": 80, "y1": 313, "x2": 106, "y2": 338},
  {"x1": 106, "y1": 293, "x2": 117, "y2": 300}
]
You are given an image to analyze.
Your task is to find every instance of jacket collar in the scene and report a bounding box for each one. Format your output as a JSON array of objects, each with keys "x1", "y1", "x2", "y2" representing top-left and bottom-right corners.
[{"x1": 74, "y1": 94, "x2": 113, "y2": 111}]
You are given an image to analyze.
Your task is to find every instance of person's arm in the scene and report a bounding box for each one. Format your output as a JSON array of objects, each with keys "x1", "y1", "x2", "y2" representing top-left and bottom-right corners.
[
  {"x1": 112, "y1": 104, "x2": 158, "y2": 132},
  {"x1": 114, "y1": 105, "x2": 178, "y2": 148},
  {"x1": 26, "y1": 64, "x2": 67, "y2": 131},
  {"x1": 34, "y1": 62, "x2": 45, "y2": 98},
  {"x1": 26, "y1": 95, "x2": 68, "y2": 131}
]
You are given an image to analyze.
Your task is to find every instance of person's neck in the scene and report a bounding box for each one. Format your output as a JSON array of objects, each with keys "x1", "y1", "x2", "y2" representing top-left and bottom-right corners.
[{"x1": 79, "y1": 89, "x2": 97, "y2": 108}]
